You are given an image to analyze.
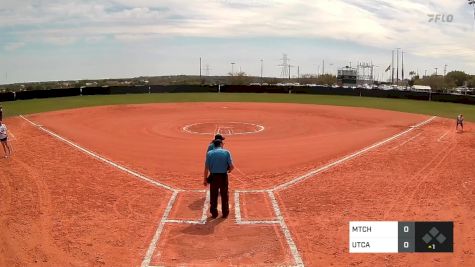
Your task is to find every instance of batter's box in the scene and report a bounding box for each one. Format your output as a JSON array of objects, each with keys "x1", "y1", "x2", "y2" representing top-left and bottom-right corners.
[
  {"x1": 149, "y1": 221, "x2": 295, "y2": 266},
  {"x1": 235, "y1": 191, "x2": 278, "y2": 223},
  {"x1": 167, "y1": 191, "x2": 209, "y2": 222}
]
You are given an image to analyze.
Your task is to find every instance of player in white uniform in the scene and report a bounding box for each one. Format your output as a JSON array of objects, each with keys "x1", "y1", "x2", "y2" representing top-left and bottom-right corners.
[{"x1": 0, "y1": 121, "x2": 12, "y2": 158}]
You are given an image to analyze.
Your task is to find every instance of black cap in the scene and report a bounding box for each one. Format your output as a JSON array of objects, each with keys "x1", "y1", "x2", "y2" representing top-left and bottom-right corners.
[
  {"x1": 212, "y1": 139, "x2": 223, "y2": 147},
  {"x1": 214, "y1": 134, "x2": 225, "y2": 140}
]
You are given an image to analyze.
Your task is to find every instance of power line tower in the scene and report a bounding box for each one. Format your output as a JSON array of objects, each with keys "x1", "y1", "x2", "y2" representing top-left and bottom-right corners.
[
  {"x1": 357, "y1": 62, "x2": 375, "y2": 85},
  {"x1": 203, "y1": 64, "x2": 211, "y2": 76},
  {"x1": 278, "y1": 54, "x2": 290, "y2": 79}
]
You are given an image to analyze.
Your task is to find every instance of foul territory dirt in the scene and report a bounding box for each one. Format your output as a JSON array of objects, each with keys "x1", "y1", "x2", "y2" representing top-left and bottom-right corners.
[{"x1": 0, "y1": 102, "x2": 473, "y2": 266}]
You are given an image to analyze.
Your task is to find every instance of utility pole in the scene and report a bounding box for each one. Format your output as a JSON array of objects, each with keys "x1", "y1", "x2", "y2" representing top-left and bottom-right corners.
[
  {"x1": 322, "y1": 59, "x2": 325, "y2": 75},
  {"x1": 401, "y1": 50, "x2": 405, "y2": 82},
  {"x1": 391, "y1": 50, "x2": 395, "y2": 84},
  {"x1": 203, "y1": 64, "x2": 211, "y2": 76},
  {"x1": 199, "y1": 57, "x2": 202, "y2": 78},
  {"x1": 279, "y1": 54, "x2": 290, "y2": 79},
  {"x1": 396, "y1": 48, "x2": 400, "y2": 85},
  {"x1": 435, "y1": 67, "x2": 438, "y2": 76},
  {"x1": 260, "y1": 59, "x2": 264, "y2": 85}
]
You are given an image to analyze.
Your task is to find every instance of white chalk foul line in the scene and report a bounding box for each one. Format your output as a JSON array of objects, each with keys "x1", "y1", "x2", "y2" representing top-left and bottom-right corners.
[
  {"x1": 141, "y1": 190, "x2": 179, "y2": 267},
  {"x1": 272, "y1": 116, "x2": 437, "y2": 192},
  {"x1": 20, "y1": 115, "x2": 175, "y2": 192},
  {"x1": 268, "y1": 191, "x2": 304, "y2": 267}
]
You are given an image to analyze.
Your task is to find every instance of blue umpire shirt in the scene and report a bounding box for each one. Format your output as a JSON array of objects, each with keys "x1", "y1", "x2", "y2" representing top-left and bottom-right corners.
[{"x1": 206, "y1": 147, "x2": 233, "y2": 174}]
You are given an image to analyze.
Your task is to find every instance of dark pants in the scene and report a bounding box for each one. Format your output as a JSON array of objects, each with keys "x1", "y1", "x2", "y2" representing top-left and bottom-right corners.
[{"x1": 209, "y1": 173, "x2": 229, "y2": 217}]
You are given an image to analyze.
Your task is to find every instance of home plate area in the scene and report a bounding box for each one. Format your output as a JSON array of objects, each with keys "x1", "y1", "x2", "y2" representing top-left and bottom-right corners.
[{"x1": 147, "y1": 190, "x2": 296, "y2": 266}]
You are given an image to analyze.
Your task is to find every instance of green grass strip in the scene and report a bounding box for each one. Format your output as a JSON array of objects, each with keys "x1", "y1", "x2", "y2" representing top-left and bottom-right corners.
[{"x1": 1, "y1": 93, "x2": 474, "y2": 122}]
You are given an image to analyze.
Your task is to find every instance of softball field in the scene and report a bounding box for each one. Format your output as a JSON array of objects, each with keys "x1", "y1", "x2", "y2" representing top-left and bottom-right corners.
[{"x1": 1, "y1": 102, "x2": 474, "y2": 266}]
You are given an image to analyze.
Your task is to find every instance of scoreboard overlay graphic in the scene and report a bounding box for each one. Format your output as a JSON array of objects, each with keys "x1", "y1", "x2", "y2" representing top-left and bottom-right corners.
[{"x1": 350, "y1": 221, "x2": 453, "y2": 253}]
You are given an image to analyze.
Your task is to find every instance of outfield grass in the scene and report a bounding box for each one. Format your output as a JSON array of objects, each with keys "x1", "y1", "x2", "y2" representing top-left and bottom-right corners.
[{"x1": 2, "y1": 93, "x2": 474, "y2": 122}]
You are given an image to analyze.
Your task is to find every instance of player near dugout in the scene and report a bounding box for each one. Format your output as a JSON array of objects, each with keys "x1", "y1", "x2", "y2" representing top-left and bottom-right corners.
[
  {"x1": 203, "y1": 138, "x2": 234, "y2": 219},
  {"x1": 0, "y1": 121, "x2": 12, "y2": 158}
]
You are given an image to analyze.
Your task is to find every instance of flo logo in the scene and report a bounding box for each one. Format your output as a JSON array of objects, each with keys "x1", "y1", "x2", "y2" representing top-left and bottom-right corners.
[{"x1": 427, "y1": 14, "x2": 454, "y2": 23}]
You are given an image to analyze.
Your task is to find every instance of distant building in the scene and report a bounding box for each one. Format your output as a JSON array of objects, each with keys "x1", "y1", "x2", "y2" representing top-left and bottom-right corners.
[
  {"x1": 337, "y1": 66, "x2": 357, "y2": 86},
  {"x1": 411, "y1": 85, "x2": 431, "y2": 92}
]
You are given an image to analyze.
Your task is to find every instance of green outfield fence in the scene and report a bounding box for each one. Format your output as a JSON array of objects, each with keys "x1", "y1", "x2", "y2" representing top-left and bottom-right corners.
[{"x1": 1, "y1": 85, "x2": 474, "y2": 105}]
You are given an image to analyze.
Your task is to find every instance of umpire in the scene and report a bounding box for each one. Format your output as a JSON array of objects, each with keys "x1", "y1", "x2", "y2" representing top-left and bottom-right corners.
[
  {"x1": 203, "y1": 138, "x2": 234, "y2": 218},
  {"x1": 207, "y1": 134, "x2": 225, "y2": 152}
]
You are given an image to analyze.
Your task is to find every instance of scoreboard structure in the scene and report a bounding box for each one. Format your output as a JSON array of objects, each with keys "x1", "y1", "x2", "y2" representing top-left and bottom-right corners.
[{"x1": 349, "y1": 221, "x2": 453, "y2": 253}]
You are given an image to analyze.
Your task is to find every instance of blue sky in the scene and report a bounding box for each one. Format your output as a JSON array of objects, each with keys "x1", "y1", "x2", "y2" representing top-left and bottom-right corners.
[{"x1": 1, "y1": 0, "x2": 475, "y2": 84}]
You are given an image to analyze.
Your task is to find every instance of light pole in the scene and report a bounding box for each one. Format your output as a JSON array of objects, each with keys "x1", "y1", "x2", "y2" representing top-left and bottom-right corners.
[
  {"x1": 260, "y1": 59, "x2": 263, "y2": 85},
  {"x1": 230, "y1": 62, "x2": 235, "y2": 76},
  {"x1": 395, "y1": 48, "x2": 401, "y2": 85},
  {"x1": 391, "y1": 50, "x2": 395, "y2": 84}
]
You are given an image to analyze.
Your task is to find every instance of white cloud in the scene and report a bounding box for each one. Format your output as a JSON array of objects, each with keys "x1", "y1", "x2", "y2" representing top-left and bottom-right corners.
[{"x1": 1, "y1": 0, "x2": 475, "y2": 80}]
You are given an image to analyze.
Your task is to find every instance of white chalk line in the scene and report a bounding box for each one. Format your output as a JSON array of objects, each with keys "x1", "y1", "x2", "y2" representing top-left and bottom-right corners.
[
  {"x1": 201, "y1": 190, "x2": 210, "y2": 222},
  {"x1": 20, "y1": 115, "x2": 176, "y2": 192},
  {"x1": 268, "y1": 191, "x2": 304, "y2": 266},
  {"x1": 272, "y1": 116, "x2": 437, "y2": 192},
  {"x1": 234, "y1": 191, "x2": 242, "y2": 223},
  {"x1": 235, "y1": 191, "x2": 279, "y2": 225},
  {"x1": 182, "y1": 121, "x2": 265, "y2": 136},
  {"x1": 187, "y1": 189, "x2": 206, "y2": 193},
  {"x1": 141, "y1": 190, "x2": 179, "y2": 267},
  {"x1": 163, "y1": 190, "x2": 209, "y2": 225},
  {"x1": 390, "y1": 132, "x2": 422, "y2": 151},
  {"x1": 438, "y1": 130, "x2": 450, "y2": 142}
]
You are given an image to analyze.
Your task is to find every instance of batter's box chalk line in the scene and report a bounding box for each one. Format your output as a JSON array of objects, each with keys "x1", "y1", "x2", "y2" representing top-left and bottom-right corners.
[{"x1": 20, "y1": 115, "x2": 436, "y2": 267}]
